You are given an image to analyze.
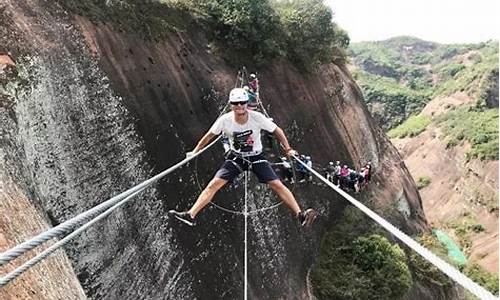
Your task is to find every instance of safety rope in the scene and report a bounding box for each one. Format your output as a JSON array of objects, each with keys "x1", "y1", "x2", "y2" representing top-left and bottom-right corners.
[
  {"x1": 243, "y1": 171, "x2": 248, "y2": 300},
  {"x1": 291, "y1": 155, "x2": 498, "y2": 300},
  {"x1": 0, "y1": 186, "x2": 144, "y2": 287},
  {"x1": 0, "y1": 137, "x2": 221, "y2": 269}
]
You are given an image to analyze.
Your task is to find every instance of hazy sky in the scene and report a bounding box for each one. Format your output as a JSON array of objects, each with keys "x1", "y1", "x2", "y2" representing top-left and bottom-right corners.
[{"x1": 324, "y1": 0, "x2": 499, "y2": 44}]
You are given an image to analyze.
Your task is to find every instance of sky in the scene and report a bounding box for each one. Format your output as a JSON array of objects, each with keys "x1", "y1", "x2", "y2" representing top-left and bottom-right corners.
[{"x1": 324, "y1": 0, "x2": 500, "y2": 44}]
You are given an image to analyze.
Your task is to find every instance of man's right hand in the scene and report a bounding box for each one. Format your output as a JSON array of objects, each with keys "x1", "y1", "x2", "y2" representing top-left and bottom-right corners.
[{"x1": 285, "y1": 148, "x2": 298, "y2": 157}]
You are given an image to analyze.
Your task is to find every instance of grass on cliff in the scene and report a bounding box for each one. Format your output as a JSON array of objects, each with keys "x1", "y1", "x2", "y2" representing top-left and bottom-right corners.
[
  {"x1": 387, "y1": 114, "x2": 431, "y2": 138},
  {"x1": 436, "y1": 106, "x2": 498, "y2": 161}
]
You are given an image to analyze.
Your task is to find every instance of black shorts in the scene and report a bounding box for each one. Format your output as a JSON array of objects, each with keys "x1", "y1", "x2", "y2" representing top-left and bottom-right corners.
[{"x1": 215, "y1": 153, "x2": 279, "y2": 183}]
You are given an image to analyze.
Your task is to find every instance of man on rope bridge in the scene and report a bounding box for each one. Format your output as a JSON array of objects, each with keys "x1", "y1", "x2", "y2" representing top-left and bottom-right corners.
[{"x1": 169, "y1": 87, "x2": 316, "y2": 228}]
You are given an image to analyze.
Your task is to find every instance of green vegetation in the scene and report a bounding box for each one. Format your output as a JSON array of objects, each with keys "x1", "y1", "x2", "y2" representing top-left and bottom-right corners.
[
  {"x1": 387, "y1": 115, "x2": 431, "y2": 138},
  {"x1": 461, "y1": 263, "x2": 499, "y2": 296},
  {"x1": 349, "y1": 37, "x2": 498, "y2": 131},
  {"x1": 414, "y1": 230, "x2": 499, "y2": 296},
  {"x1": 432, "y1": 43, "x2": 499, "y2": 100},
  {"x1": 415, "y1": 175, "x2": 431, "y2": 190},
  {"x1": 356, "y1": 71, "x2": 431, "y2": 130},
  {"x1": 311, "y1": 208, "x2": 412, "y2": 300},
  {"x1": 59, "y1": 0, "x2": 349, "y2": 70},
  {"x1": 273, "y1": 0, "x2": 349, "y2": 69},
  {"x1": 444, "y1": 212, "x2": 485, "y2": 253},
  {"x1": 437, "y1": 106, "x2": 498, "y2": 160},
  {"x1": 409, "y1": 233, "x2": 454, "y2": 289},
  {"x1": 59, "y1": 0, "x2": 195, "y2": 40}
]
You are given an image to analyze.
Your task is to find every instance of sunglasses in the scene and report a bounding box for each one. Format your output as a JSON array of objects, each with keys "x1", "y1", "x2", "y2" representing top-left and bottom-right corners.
[{"x1": 231, "y1": 101, "x2": 248, "y2": 106}]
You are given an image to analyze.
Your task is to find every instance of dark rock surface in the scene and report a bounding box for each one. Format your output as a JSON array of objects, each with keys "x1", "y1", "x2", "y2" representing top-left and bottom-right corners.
[{"x1": 0, "y1": 1, "x2": 446, "y2": 299}]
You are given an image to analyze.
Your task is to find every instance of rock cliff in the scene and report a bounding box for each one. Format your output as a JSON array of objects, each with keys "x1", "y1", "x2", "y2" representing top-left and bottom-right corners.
[{"x1": 1, "y1": 1, "x2": 434, "y2": 299}]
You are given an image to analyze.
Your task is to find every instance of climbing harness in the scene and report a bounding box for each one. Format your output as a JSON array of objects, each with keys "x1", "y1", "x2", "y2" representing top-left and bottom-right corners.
[{"x1": 194, "y1": 150, "x2": 284, "y2": 215}]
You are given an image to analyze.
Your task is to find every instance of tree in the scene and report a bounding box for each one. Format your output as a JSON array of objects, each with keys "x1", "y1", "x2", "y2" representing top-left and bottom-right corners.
[{"x1": 312, "y1": 234, "x2": 412, "y2": 299}]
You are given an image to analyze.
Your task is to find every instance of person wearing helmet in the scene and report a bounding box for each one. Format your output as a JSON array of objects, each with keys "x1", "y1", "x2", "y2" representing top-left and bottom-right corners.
[
  {"x1": 243, "y1": 85, "x2": 257, "y2": 109},
  {"x1": 326, "y1": 161, "x2": 335, "y2": 182},
  {"x1": 248, "y1": 73, "x2": 260, "y2": 103},
  {"x1": 169, "y1": 87, "x2": 316, "y2": 228}
]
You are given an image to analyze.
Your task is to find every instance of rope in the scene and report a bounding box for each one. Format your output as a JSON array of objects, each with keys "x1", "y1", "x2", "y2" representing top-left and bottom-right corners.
[
  {"x1": 0, "y1": 187, "x2": 144, "y2": 287},
  {"x1": 291, "y1": 155, "x2": 498, "y2": 300},
  {"x1": 243, "y1": 171, "x2": 248, "y2": 300},
  {"x1": 0, "y1": 137, "x2": 221, "y2": 268}
]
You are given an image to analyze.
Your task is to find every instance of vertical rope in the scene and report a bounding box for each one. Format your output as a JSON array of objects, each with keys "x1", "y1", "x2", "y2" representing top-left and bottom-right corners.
[{"x1": 244, "y1": 171, "x2": 248, "y2": 300}]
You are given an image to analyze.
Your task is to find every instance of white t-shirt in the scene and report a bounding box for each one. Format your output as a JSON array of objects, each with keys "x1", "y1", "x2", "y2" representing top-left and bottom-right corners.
[{"x1": 209, "y1": 110, "x2": 277, "y2": 156}]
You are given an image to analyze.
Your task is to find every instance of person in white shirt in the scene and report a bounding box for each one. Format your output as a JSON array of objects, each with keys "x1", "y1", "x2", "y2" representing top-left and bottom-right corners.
[{"x1": 169, "y1": 88, "x2": 316, "y2": 228}]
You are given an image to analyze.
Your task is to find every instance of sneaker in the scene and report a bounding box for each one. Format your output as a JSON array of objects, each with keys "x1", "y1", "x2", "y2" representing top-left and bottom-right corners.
[
  {"x1": 297, "y1": 209, "x2": 317, "y2": 228},
  {"x1": 169, "y1": 210, "x2": 196, "y2": 226}
]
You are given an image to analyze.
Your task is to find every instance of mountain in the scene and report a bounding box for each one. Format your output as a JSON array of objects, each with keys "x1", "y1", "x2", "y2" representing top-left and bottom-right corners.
[
  {"x1": 349, "y1": 36, "x2": 499, "y2": 291},
  {"x1": 0, "y1": 2, "x2": 474, "y2": 300},
  {"x1": 349, "y1": 36, "x2": 498, "y2": 131}
]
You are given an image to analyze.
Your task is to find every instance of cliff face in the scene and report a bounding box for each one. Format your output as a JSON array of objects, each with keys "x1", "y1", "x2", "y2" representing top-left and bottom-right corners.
[
  {"x1": 393, "y1": 92, "x2": 499, "y2": 274},
  {"x1": 1, "y1": 0, "x2": 430, "y2": 299}
]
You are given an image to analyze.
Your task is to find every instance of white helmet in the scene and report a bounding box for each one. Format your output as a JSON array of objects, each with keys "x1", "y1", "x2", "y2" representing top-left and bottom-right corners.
[
  {"x1": 329, "y1": 161, "x2": 334, "y2": 165},
  {"x1": 250, "y1": 73, "x2": 256, "y2": 79},
  {"x1": 229, "y1": 88, "x2": 249, "y2": 103}
]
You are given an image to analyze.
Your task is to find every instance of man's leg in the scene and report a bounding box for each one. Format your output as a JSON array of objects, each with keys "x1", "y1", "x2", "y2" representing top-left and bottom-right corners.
[
  {"x1": 267, "y1": 179, "x2": 300, "y2": 215},
  {"x1": 188, "y1": 177, "x2": 227, "y2": 218}
]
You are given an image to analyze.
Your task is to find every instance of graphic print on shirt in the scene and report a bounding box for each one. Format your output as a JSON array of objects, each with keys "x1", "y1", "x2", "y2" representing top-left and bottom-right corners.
[{"x1": 232, "y1": 130, "x2": 254, "y2": 152}]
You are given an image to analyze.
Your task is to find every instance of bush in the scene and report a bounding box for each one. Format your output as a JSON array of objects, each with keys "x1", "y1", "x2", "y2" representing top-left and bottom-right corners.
[
  {"x1": 273, "y1": 0, "x2": 349, "y2": 71},
  {"x1": 200, "y1": 0, "x2": 283, "y2": 65},
  {"x1": 462, "y1": 263, "x2": 499, "y2": 295},
  {"x1": 312, "y1": 233, "x2": 412, "y2": 299},
  {"x1": 416, "y1": 176, "x2": 431, "y2": 190},
  {"x1": 388, "y1": 115, "x2": 431, "y2": 138},
  {"x1": 437, "y1": 107, "x2": 498, "y2": 160},
  {"x1": 409, "y1": 234, "x2": 454, "y2": 288}
]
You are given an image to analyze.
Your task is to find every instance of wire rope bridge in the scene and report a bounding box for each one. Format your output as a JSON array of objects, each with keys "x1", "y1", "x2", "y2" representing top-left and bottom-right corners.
[
  {"x1": 1, "y1": 138, "x2": 497, "y2": 300},
  {"x1": 0, "y1": 71, "x2": 497, "y2": 299}
]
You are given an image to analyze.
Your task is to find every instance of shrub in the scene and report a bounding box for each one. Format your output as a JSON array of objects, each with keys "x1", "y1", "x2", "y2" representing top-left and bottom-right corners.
[
  {"x1": 409, "y1": 234, "x2": 454, "y2": 289},
  {"x1": 199, "y1": 0, "x2": 284, "y2": 65},
  {"x1": 462, "y1": 263, "x2": 499, "y2": 295},
  {"x1": 273, "y1": 0, "x2": 349, "y2": 71},
  {"x1": 437, "y1": 107, "x2": 498, "y2": 160},
  {"x1": 312, "y1": 233, "x2": 412, "y2": 299},
  {"x1": 416, "y1": 176, "x2": 431, "y2": 190},
  {"x1": 388, "y1": 115, "x2": 431, "y2": 138}
]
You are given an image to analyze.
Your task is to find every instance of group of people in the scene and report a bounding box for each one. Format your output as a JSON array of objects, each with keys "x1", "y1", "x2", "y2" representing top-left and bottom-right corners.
[
  {"x1": 325, "y1": 161, "x2": 372, "y2": 193},
  {"x1": 274, "y1": 156, "x2": 373, "y2": 195}
]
